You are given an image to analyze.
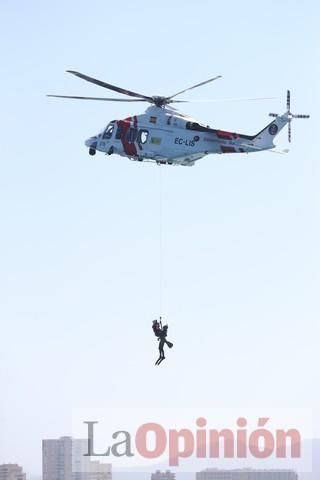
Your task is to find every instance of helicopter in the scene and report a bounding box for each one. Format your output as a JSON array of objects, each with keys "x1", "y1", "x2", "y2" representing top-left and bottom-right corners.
[{"x1": 48, "y1": 71, "x2": 310, "y2": 167}]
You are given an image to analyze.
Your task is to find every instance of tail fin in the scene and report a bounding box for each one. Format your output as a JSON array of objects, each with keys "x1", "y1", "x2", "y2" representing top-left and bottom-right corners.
[{"x1": 253, "y1": 115, "x2": 288, "y2": 149}]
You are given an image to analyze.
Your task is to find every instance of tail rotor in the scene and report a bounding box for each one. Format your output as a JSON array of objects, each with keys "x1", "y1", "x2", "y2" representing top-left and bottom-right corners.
[
  {"x1": 288, "y1": 120, "x2": 292, "y2": 143},
  {"x1": 287, "y1": 89, "x2": 291, "y2": 111},
  {"x1": 269, "y1": 90, "x2": 310, "y2": 142}
]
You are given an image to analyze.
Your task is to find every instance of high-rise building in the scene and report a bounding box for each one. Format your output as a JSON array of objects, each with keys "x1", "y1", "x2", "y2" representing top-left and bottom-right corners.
[
  {"x1": 151, "y1": 471, "x2": 175, "y2": 480},
  {"x1": 0, "y1": 465, "x2": 26, "y2": 480},
  {"x1": 42, "y1": 436, "x2": 111, "y2": 480},
  {"x1": 196, "y1": 469, "x2": 298, "y2": 480}
]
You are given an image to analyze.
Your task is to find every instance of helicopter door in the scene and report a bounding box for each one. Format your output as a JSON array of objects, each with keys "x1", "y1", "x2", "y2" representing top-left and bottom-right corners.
[
  {"x1": 115, "y1": 124, "x2": 123, "y2": 142},
  {"x1": 115, "y1": 120, "x2": 139, "y2": 156}
]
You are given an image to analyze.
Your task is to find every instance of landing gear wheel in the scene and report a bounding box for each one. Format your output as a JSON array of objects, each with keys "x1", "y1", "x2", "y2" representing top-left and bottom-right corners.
[{"x1": 89, "y1": 147, "x2": 96, "y2": 156}]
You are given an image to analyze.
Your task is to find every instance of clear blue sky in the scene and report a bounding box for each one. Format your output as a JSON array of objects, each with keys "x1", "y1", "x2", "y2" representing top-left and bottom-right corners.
[{"x1": 0, "y1": 0, "x2": 319, "y2": 475}]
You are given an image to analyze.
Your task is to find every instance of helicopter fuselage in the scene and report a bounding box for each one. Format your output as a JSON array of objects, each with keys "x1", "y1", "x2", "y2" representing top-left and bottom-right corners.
[{"x1": 85, "y1": 106, "x2": 270, "y2": 167}]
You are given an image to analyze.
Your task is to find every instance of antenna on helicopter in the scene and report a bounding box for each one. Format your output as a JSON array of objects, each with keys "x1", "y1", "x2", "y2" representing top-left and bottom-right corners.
[{"x1": 269, "y1": 90, "x2": 310, "y2": 143}]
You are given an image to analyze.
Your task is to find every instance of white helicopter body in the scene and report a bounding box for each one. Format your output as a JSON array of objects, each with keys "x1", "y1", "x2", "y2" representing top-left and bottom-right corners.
[{"x1": 85, "y1": 105, "x2": 290, "y2": 167}]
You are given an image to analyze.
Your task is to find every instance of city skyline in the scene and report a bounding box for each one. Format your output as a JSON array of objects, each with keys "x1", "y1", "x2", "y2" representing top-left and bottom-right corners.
[{"x1": 2, "y1": 436, "x2": 320, "y2": 479}]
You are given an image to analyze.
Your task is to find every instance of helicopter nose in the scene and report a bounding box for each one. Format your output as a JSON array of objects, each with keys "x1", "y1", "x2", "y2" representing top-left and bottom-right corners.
[{"x1": 85, "y1": 136, "x2": 98, "y2": 148}]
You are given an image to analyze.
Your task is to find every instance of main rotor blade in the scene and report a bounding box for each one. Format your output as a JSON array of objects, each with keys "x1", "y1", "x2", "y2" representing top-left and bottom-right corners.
[
  {"x1": 66, "y1": 70, "x2": 153, "y2": 102},
  {"x1": 167, "y1": 75, "x2": 222, "y2": 100},
  {"x1": 47, "y1": 94, "x2": 147, "y2": 102},
  {"x1": 171, "y1": 96, "x2": 277, "y2": 104}
]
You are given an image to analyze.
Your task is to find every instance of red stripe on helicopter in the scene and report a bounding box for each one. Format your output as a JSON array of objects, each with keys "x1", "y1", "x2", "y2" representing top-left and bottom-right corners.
[
  {"x1": 134, "y1": 115, "x2": 143, "y2": 151},
  {"x1": 221, "y1": 146, "x2": 236, "y2": 153},
  {"x1": 216, "y1": 130, "x2": 239, "y2": 140},
  {"x1": 117, "y1": 119, "x2": 137, "y2": 156}
]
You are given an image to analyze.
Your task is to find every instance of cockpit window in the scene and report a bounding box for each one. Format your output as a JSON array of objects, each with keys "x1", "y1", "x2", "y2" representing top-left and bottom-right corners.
[{"x1": 103, "y1": 124, "x2": 114, "y2": 139}]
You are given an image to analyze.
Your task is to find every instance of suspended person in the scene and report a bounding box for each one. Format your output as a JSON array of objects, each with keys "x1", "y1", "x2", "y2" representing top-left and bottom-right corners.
[{"x1": 152, "y1": 317, "x2": 173, "y2": 365}]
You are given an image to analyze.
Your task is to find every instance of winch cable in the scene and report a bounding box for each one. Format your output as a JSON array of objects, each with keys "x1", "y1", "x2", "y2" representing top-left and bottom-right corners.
[{"x1": 158, "y1": 164, "x2": 163, "y2": 318}]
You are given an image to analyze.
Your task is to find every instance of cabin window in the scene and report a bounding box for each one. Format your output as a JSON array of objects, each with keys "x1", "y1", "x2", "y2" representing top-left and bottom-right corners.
[
  {"x1": 186, "y1": 121, "x2": 208, "y2": 132},
  {"x1": 138, "y1": 129, "x2": 149, "y2": 144},
  {"x1": 103, "y1": 123, "x2": 114, "y2": 139},
  {"x1": 186, "y1": 121, "x2": 200, "y2": 130}
]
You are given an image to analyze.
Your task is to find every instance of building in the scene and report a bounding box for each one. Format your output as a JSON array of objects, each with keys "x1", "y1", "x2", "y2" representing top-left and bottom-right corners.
[
  {"x1": 196, "y1": 469, "x2": 298, "y2": 480},
  {"x1": 151, "y1": 471, "x2": 175, "y2": 480},
  {"x1": 88, "y1": 462, "x2": 111, "y2": 480},
  {"x1": 42, "y1": 436, "x2": 111, "y2": 480},
  {"x1": 0, "y1": 465, "x2": 26, "y2": 480}
]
